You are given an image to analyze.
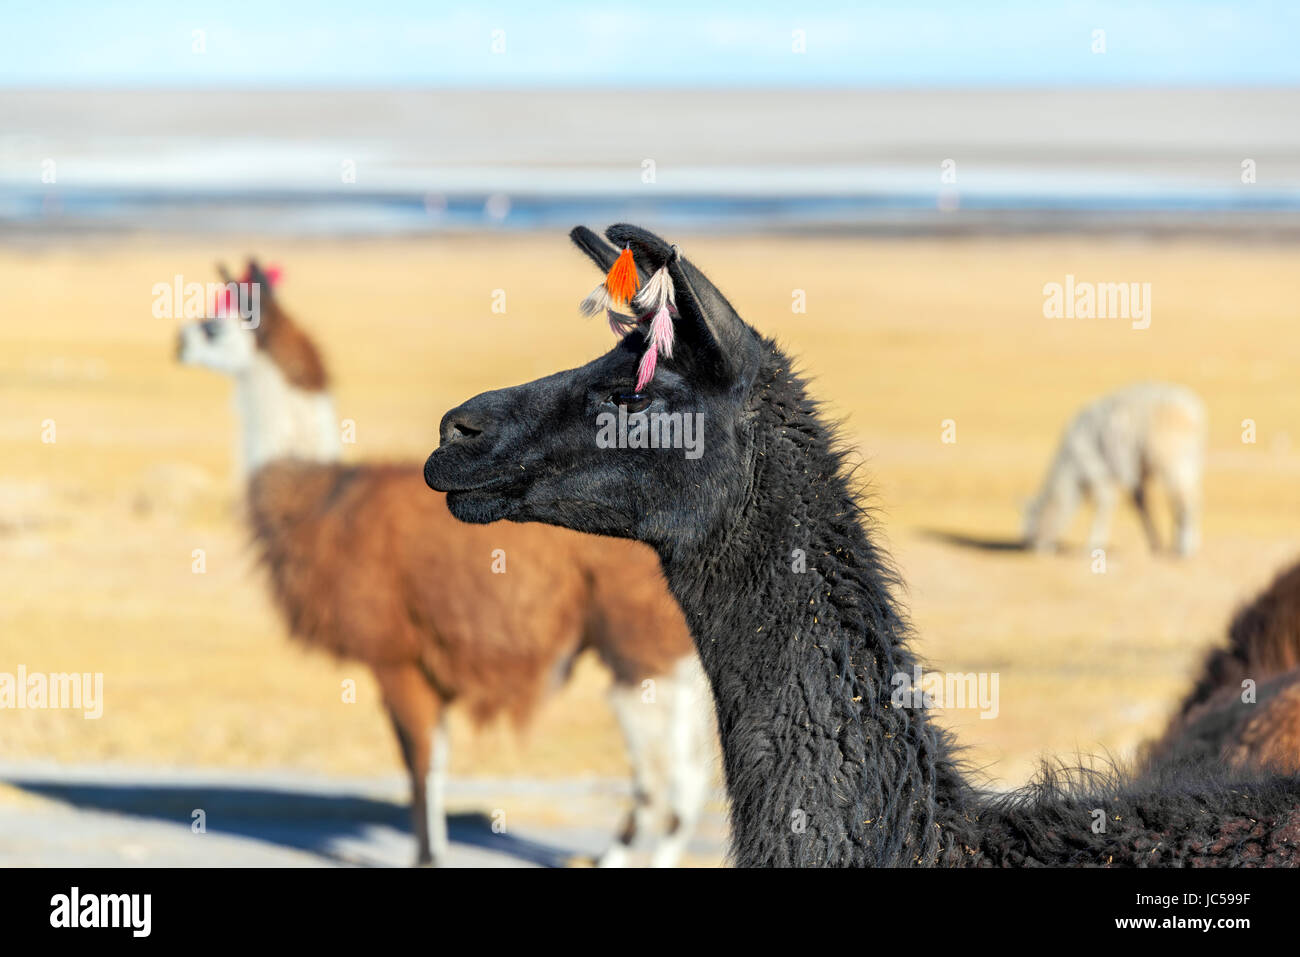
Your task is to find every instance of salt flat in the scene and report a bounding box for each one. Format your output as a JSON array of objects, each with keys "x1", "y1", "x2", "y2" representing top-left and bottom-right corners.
[{"x1": 4, "y1": 88, "x2": 1298, "y2": 194}]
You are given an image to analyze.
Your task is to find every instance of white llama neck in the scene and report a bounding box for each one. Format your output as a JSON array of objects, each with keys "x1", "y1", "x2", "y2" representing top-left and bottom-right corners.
[{"x1": 233, "y1": 350, "x2": 340, "y2": 478}]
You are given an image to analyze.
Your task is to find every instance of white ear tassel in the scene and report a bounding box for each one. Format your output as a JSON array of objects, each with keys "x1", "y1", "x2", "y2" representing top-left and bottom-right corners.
[
  {"x1": 579, "y1": 282, "x2": 612, "y2": 317},
  {"x1": 632, "y1": 265, "x2": 675, "y2": 316}
]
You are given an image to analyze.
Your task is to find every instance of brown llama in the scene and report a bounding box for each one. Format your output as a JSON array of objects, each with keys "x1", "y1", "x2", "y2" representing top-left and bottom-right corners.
[
  {"x1": 177, "y1": 261, "x2": 713, "y2": 867},
  {"x1": 1144, "y1": 558, "x2": 1300, "y2": 773}
]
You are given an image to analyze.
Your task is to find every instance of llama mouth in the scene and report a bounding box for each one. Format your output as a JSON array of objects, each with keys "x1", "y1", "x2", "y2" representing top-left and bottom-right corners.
[
  {"x1": 444, "y1": 482, "x2": 526, "y2": 525},
  {"x1": 424, "y1": 455, "x2": 521, "y2": 496},
  {"x1": 443, "y1": 475, "x2": 525, "y2": 496},
  {"x1": 430, "y1": 457, "x2": 537, "y2": 524}
]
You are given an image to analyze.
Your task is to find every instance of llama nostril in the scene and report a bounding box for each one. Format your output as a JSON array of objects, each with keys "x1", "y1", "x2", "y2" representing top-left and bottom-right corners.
[{"x1": 440, "y1": 405, "x2": 490, "y2": 445}]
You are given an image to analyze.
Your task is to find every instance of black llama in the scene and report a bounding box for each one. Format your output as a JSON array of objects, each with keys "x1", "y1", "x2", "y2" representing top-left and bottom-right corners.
[{"x1": 425, "y1": 224, "x2": 1300, "y2": 867}]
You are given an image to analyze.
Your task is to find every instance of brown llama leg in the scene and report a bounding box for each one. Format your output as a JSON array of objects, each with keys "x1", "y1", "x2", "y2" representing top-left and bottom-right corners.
[{"x1": 374, "y1": 663, "x2": 443, "y2": 866}]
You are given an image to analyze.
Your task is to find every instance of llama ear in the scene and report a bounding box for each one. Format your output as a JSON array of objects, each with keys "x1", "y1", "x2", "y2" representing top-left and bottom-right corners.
[
  {"x1": 604, "y1": 224, "x2": 757, "y2": 387},
  {"x1": 210, "y1": 261, "x2": 245, "y2": 318},
  {"x1": 570, "y1": 226, "x2": 621, "y2": 272},
  {"x1": 246, "y1": 258, "x2": 275, "y2": 300},
  {"x1": 570, "y1": 226, "x2": 651, "y2": 282}
]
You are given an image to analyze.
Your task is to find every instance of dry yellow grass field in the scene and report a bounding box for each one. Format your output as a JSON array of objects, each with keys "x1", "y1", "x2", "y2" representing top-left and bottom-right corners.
[{"x1": 2, "y1": 233, "x2": 1298, "y2": 793}]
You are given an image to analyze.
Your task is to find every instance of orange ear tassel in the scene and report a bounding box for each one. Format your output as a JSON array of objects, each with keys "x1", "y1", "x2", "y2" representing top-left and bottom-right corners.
[{"x1": 604, "y1": 247, "x2": 640, "y2": 307}]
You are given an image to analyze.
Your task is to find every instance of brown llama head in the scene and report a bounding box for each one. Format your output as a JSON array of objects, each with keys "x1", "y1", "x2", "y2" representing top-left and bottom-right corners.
[{"x1": 177, "y1": 259, "x2": 328, "y2": 391}]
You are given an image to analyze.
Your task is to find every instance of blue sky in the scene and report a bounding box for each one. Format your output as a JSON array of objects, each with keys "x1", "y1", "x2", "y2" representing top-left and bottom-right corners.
[{"x1": 2, "y1": 0, "x2": 1297, "y2": 87}]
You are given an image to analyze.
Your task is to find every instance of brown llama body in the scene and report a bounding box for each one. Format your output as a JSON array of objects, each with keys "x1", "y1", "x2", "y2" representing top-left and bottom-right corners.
[
  {"x1": 1145, "y1": 558, "x2": 1300, "y2": 774},
  {"x1": 1146, "y1": 671, "x2": 1300, "y2": 774},
  {"x1": 178, "y1": 261, "x2": 713, "y2": 866},
  {"x1": 1181, "y1": 558, "x2": 1300, "y2": 716},
  {"x1": 248, "y1": 460, "x2": 692, "y2": 728}
]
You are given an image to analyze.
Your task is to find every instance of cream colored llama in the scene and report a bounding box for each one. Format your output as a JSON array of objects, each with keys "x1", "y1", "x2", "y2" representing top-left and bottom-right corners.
[{"x1": 1023, "y1": 383, "x2": 1206, "y2": 556}]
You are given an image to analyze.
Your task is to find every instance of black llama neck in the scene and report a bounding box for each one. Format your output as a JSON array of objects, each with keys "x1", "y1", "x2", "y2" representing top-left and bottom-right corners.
[{"x1": 657, "y1": 342, "x2": 978, "y2": 866}]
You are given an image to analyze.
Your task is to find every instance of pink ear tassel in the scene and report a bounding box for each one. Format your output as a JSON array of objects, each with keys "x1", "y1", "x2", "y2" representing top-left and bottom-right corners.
[
  {"x1": 648, "y1": 304, "x2": 674, "y2": 357},
  {"x1": 632, "y1": 266, "x2": 677, "y2": 388},
  {"x1": 212, "y1": 265, "x2": 281, "y2": 317},
  {"x1": 635, "y1": 344, "x2": 658, "y2": 393}
]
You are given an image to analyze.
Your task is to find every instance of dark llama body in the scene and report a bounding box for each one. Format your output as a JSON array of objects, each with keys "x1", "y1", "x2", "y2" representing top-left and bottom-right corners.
[
  {"x1": 424, "y1": 224, "x2": 1300, "y2": 867},
  {"x1": 672, "y1": 345, "x2": 1300, "y2": 866},
  {"x1": 663, "y1": 349, "x2": 973, "y2": 865}
]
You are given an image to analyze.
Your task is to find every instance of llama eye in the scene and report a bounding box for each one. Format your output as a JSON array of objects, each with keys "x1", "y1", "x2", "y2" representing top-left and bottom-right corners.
[
  {"x1": 609, "y1": 392, "x2": 652, "y2": 414},
  {"x1": 200, "y1": 319, "x2": 223, "y2": 340}
]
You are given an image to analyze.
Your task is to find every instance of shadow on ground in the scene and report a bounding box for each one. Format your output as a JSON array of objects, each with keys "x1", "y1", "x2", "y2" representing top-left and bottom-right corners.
[
  {"x1": 918, "y1": 529, "x2": 1029, "y2": 553},
  {"x1": 3, "y1": 777, "x2": 577, "y2": 867}
]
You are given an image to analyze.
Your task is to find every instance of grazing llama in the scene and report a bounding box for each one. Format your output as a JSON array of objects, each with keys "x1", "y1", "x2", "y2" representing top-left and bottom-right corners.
[
  {"x1": 424, "y1": 224, "x2": 1300, "y2": 866},
  {"x1": 1146, "y1": 558, "x2": 1300, "y2": 773},
  {"x1": 177, "y1": 261, "x2": 713, "y2": 867},
  {"x1": 1023, "y1": 383, "x2": 1206, "y2": 556}
]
